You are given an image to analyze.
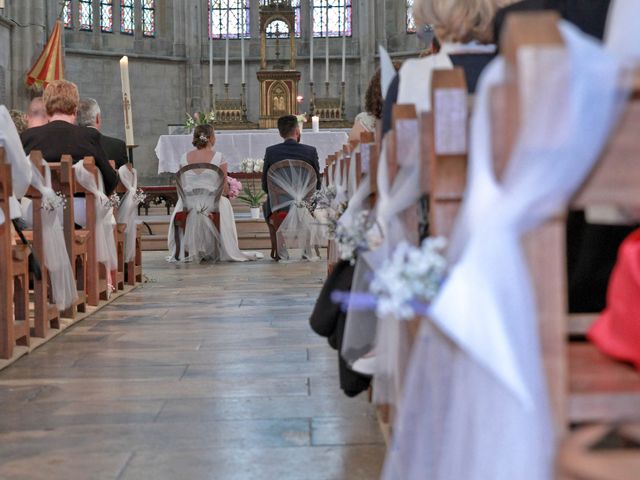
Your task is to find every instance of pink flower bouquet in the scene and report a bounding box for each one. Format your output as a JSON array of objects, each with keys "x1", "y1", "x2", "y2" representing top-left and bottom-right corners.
[{"x1": 227, "y1": 176, "x2": 242, "y2": 199}]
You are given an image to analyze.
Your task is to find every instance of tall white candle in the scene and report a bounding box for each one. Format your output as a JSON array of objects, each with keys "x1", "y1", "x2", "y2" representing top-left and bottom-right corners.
[
  {"x1": 208, "y1": 4, "x2": 213, "y2": 85},
  {"x1": 341, "y1": 6, "x2": 346, "y2": 82},
  {"x1": 224, "y1": 12, "x2": 229, "y2": 84},
  {"x1": 241, "y1": 29, "x2": 245, "y2": 84},
  {"x1": 325, "y1": 0, "x2": 329, "y2": 84},
  {"x1": 312, "y1": 115, "x2": 320, "y2": 132},
  {"x1": 119, "y1": 56, "x2": 134, "y2": 146},
  {"x1": 309, "y1": 6, "x2": 314, "y2": 83}
]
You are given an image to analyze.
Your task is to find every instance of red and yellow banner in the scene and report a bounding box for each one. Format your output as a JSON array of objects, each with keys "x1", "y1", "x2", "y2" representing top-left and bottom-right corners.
[{"x1": 26, "y1": 20, "x2": 64, "y2": 89}]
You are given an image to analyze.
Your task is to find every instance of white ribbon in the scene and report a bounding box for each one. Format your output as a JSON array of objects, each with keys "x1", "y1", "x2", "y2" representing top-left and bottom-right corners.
[
  {"x1": 0, "y1": 106, "x2": 32, "y2": 219},
  {"x1": 116, "y1": 165, "x2": 138, "y2": 262},
  {"x1": 73, "y1": 160, "x2": 118, "y2": 270},
  {"x1": 383, "y1": 21, "x2": 631, "y2": 480},
  {"x1": 29, "y1": 158, "x2": 78, "y2": 310}
]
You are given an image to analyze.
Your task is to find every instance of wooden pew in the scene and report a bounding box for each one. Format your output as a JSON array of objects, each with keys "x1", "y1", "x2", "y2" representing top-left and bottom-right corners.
[
  {"x1": 0, "y1": 148, "x2": 30, "y2": 359},
  {"x1": 26, "y1": 151, "x2": 61, "y2": 336},
  {"x1": 497, "y1": 12, "x2": 640, "y2": 429},
  {"x1": 49, "y1": 156, "x2": 89, "y2": 318}
]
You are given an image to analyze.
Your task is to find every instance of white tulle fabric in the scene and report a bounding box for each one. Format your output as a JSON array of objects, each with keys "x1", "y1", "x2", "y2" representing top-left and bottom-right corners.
[
  {"x1": 382, "y1": 22, "x2": 631, "y2": 480},
  {"x1": 29, "y1": 158, "x2": 78, "y2": 310},
  {"x1": 0, "y1": 105, "x2": 32, "y2": 219},
  {"x1": 73, "y1": 160, "x2": 118, "y2": 270},
  {"x1": 342, "y1": 126, "x2": 422, "y2": 409},
  {"x1": 268, "y1": 160, "x2": 321, "y2": 259},
  {"x1": 177, "y1": 167, "x2": 223, "y2": 263},
  {"x1": 116, "y1": 165, "x2": 138, "y2": 262}
]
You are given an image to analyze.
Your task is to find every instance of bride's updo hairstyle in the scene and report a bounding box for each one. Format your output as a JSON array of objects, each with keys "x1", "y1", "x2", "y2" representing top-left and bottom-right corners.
[
  {"x1": 192, "y1": 124, "x2": 214, "y2": 149},
  {"x1": 413, "y1": 0, "x2": 518, "y2": 43}
]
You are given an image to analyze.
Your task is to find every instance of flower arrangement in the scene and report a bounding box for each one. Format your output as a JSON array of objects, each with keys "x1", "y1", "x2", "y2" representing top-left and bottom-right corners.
[
  {"x1": 104, "y1": 193, "x2": 122, "y2": 209},
  {"x1": 309, "y1": 185, "x2": 336, "y2": 211},
  {"x1": 226, "y1": 176, "x2": 242, "y2": 199},
  {"x1": 334, "y1": 210, "x2": 376, "y2": 265},
  {"x1": 240, "y1": 158, "x2": 264, "y2": 174},
  {"x1": 41, "y1": 191, "x2": 67, "y2": 212},
  {"x1": 370, "y1": 237, "x2": 448, "y2": 321},
  {"x1": 185, "y1": 110, "x2": 216, "y2": 129},
  {"x1": 132, "y1": 188, "x2": 147, "y2": 205},
  {"x1": 296, "y1": 113, "x2": 307, "y2": 124}
]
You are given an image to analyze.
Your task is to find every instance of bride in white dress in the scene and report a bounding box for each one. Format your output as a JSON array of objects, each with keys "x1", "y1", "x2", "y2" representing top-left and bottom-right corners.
[{"x1": 168, "y1": 125, "x2": 262, "y2": 262}]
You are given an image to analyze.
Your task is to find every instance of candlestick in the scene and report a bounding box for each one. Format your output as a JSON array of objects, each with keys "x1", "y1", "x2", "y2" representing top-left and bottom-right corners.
[
  {"x1": 309, "y1": 7, "x2": 314, "y2": 83},
  {"x1": 224, "y1": 13, "x2": 229, "y2": 85},
  {"x1": 240, "y1": 30, "x2": 245, "y2": 84},
  {"x1": 208, "y1": 4, "x2": 213, "y2": 85},
  {"x1": 325, "y1": 0, "x2": 329, "y2": 84},
  {"x1": 241, "y1": 83, "x2": 247, "y2": 121},
  {"x1": 312, "y1": 115, "x2": 320, "y2": 133},
  {"x1": 119, "y1": 56, "x2": 134, "y2": 147},
  {"x1": 341, "y1": 6, "x2": 346, "y2": 83}
]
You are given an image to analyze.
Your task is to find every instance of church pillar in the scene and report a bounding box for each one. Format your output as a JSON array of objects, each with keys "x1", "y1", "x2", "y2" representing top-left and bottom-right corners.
[
  {"x1": 184, "y1": 0, "x2": 203, "y2": 113},
  {"x1": 357, "y1": 0, "x2": 376, "y2": 110}
]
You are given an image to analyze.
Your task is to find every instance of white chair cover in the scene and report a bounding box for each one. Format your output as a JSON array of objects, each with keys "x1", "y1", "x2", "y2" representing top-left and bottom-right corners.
[
  {"x1": 0, "y1": 106, "x2": 32, "y2": 219},
  {"x1": 382, "y1": 21, "x2": 632, "y2": 480},
  {"x1": 268, "y1": 159, "x2": 320, "y2": 259},
  {"x1": 29, "y1": 158, "x2": 78, "y2": 310},
  {"x1": 342, "y1": 127, "x2": 422, "y2": 408},
  {"x1": 177, "y1": 166, "x2": 223, "y2": 262},
  {"x1": 73, "y1": 160, "x2": 118, "y2": 270},
  {"x1": 116, "y1": 165, "x2": 138, "y2": 262}
]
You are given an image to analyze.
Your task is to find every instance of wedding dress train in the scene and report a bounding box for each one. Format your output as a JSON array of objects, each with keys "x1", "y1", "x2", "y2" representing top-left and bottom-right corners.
[{"x1": 167, "y1": 152, "x2": 262, "y2": 262}]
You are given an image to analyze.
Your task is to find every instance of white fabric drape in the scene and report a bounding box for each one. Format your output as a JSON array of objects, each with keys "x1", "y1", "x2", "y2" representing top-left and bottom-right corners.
[
  {"x1": 0, "y1": 106, "x2": 32, "y2": 219},
  {"x1": 116, "y1": 165, "x2": 138, "y2": 262},
  {"x1": 269, "y1": 160, "x2": 321, "y2": 259},
  {"x1": 382, "y1": 21, "x2": 631, "y2": 480},
  {"x1": 28, "y1": 159, "x2": 78, "y2": 310},
  {"x1": 73, "y1": 160, "x2": 118, "y2": 270}
]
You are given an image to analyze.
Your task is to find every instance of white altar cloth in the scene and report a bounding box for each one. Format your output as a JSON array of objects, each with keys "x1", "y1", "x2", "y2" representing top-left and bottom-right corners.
[{"x1": 155, "y1": 129, "x2": 349, "y2": 174}]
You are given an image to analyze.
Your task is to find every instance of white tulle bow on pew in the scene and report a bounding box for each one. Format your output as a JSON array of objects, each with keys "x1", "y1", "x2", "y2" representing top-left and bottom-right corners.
[
  {"x1": 29, "y1": 158, "x2": 78, "y2": 310},
  {"x1": 73, "y1": 160, "x2": 118, "y2": 270},
  {"x1": 116, "y1": 165, "x2": 138, "y2": 263},
  {"x1": 382, "y1": 20, "x2": 633, "y2": 480},
  {"x1": 0, "y1": 106, "x2": 32, "y2": 219}
]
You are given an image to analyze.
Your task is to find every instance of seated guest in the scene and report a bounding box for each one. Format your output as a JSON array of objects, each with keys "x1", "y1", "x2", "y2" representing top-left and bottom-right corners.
[
  {"x1": 348, "y1": 68, "x2": 384, "y2": 143},
  {"x1": 26, "y1": 96, "x2": 47, "y2": 129},
  {"x1": 261, "y1": 114, "x2": 321, "y2": 222},
  {"x1": 21, "y1": 80, "x2": 118, "y2": 194},
  {"x1": 77, "y1": 98, "x2": 129, "y2": 169}
]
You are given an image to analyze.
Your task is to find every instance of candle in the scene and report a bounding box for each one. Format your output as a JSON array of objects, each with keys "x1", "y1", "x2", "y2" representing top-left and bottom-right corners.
[
  {"x1": 309, "y1": 7, "x2": 314, "y2": 83},
  {"x1": 208, "y1": 4, "x2": 213, "y2": 85},
  {"x1": 119, "y1": 56, "x2": 134, "y2": 146},
  {"x1": 224, "y1": 12, "x2": 229, "y2": 84},
  {"x1": 241, "y1": 29, "x2": 245, "y2": 84},
  {"x1": 341, "y1": 6, "x2": 346, "y2": 83},
  {"x1": 325, "y1": 0, "x2": 329, "y2": 84},
  {"x1": 312, "y1": 115, "x2": 320, "y2": 133}
]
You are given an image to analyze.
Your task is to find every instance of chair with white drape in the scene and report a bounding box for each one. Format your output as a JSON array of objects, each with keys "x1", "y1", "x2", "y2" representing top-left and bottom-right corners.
[
  {"x1": 267, "y1": 159, "x2": 321, "y2": 261},
  {"x1": 116, "y1": 164, "x2": 142, "y2": 284},
  {"x1": 173, "y1": 162, "x2": 224, "y2": 263},
  {"x1": 73, "y1": 157, "x2": 117, "y2": 305}
]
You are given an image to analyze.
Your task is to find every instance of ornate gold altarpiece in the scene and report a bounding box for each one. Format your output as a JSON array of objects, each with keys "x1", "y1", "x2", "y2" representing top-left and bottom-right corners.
[{"x1": 257, "y1": 0, "x2": 301, "y2": 129}]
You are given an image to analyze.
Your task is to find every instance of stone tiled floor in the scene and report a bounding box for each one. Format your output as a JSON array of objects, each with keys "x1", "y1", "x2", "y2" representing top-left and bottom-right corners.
[{"x1": 0, "y1": 252, "x2": 384, "y2": 480}]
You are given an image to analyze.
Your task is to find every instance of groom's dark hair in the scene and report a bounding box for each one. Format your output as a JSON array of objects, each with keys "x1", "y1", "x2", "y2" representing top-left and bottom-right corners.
[{"x1": 278, "y1": 115, "x2": 298, "y2": 138}]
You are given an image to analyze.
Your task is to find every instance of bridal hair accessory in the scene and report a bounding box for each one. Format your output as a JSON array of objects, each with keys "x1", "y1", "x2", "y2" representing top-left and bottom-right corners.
[
  {"x1": 40, "y1": 191, "x2": 67, "y2": 212},
  {"x1": 370, "y1": 237, "x2": 447, "y2": 320}
]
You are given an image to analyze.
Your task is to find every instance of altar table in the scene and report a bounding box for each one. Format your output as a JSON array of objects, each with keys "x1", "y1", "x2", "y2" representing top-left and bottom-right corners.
[{"x1": 155, "y1": 129, "x2": 349, "y2": 174}]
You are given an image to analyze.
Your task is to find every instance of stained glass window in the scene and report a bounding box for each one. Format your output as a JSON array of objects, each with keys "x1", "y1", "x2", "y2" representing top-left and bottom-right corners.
[
  {"x1": 260, "y1": 0, "x2": 301, "y2": 38},
  {"x1": 313, "y1": 0, "x2": 352, "y2": 38},
  {"x1": 142, "y1": 0, "x2": 156, "y2": 37},
  {"x1": 79, "y1": 0, "x2": 93, "y2": 31},
  {"x1": 121, "y1": 0, "x2": 134, "y2": 34},
  {"x1": 209, "y1": 1, "x2": 250, "y2": 39},
  {"x1": 406, "y1": 0, "x2": 416, "y2": 33},
  {"x1": 62, "y1": 0, "x2": 72, "y2": 29},
  {"x1": 101, "y1": 0, "x2": 114, "y2": 32}
]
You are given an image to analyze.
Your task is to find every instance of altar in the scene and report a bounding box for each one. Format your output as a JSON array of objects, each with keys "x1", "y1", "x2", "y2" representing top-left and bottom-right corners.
[{"x1": 155, "y1": 129, "x2": 348, "y2": 174}]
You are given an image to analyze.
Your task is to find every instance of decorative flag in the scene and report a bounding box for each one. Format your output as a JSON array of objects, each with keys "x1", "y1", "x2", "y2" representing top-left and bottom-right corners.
[{"x1": 26, "y1": 20, "x2": 64, "y2": 89}]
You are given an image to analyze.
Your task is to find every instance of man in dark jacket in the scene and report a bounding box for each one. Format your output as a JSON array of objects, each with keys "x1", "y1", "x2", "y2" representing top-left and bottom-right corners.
[
  {"x1": 77, "y1": 98, "x2": 129, "y2": 169},
  {"x1": 261, "y1": 115, "x2": 321, "y2": 220}
]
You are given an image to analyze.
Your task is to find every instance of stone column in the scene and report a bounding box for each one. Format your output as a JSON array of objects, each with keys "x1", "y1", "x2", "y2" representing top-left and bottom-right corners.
[
  {"x1": 357, "y1": 0, "x2": 375, "y2": 111},
  {"x1": 184, "y1": 0, "x2": 203, "y2": 113}
]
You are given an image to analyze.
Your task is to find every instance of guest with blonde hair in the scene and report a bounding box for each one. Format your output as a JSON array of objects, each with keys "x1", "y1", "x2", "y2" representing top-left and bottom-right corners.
[{"x1": 21, "y1": 79, "x2": 118, "y2": 194}]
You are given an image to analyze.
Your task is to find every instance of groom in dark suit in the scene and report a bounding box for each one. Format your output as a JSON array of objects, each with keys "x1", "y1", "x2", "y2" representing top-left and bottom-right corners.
[{"x1": 261, "y1": 115, "x2": 321, "y2": 220}]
